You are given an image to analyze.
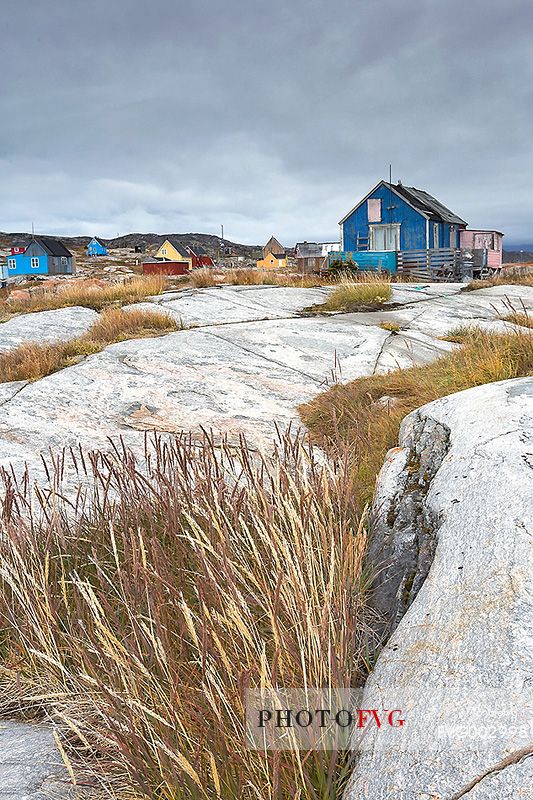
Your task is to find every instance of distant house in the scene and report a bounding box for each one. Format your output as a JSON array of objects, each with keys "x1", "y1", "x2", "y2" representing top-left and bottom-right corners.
[
  {"x1": 6, "y1": 237, "x2": 74, "y2": 276},
  {"x1": 319, "y1": 241, "x2": 341, "y2": 256},
  {"x1": 134, "y1": 243, "x2": 146, "y2": 253},
  {"x1": 87, "y1": 237, "x2": 108, "y2": 256},
  {"x1": 257, "y1": 236, "x2": 287, "y2": 269},
  {"x1": 10, "y1": 241, "x2": 26, "y2": 255},
  {"x1": 460, "y1": 229, "x2": 504, "y2": 268},
  {"x1": 185, "y1": 245, "x2": 215, "y2": 269},
  {"x1": 142, "y1": 257, "x2": 189, "y2": 276},
  {"x1": 295, "y1": 242, "x2": 326, "y2": 273},
  {"x1": 155, "y1": 239, "x2": 193, "y2": 270},
  {"x1": 262, "y1": 236, "x2": 285, "y2": 259},
  {"x1": 257, "y1": 250, "x2": 287, "y2": 270}
]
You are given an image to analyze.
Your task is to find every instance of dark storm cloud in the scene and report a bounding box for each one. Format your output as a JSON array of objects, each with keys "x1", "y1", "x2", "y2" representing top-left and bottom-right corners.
[{"x1": 1, "y1": 0, "x2": 532, "y2": 243}]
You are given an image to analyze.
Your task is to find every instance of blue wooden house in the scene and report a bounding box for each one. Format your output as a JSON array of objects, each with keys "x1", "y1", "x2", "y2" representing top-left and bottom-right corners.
[
  {"x1": 337, "y1": 180, "x2": 468, "y2": 271},
  {"x1": 6, "y1": 237, "x2": 74, "y2": 276},
  {"x1": 87, "y1": 237, "x2": 108, "y2": 256}
]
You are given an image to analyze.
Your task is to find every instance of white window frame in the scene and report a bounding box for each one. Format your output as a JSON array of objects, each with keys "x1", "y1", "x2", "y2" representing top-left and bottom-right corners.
[
  {"x1": 61, "y1": 256, "x2": 67, "y2": 266},
  {"x1": 369, "y1": 223, "x2": 400, "y2": 251},
  {"x1": 31, "y1": 257, "x2": 39, "y2": 268},
  {"x1": 7, "y1": 258, "x2": 16, "y2": 270},
  {"x1": 433, "y1": 223, "x2": 439, "y2": 249},
  {"x1": 161, "y1": 248, "x2": 167, "y2": 255}
]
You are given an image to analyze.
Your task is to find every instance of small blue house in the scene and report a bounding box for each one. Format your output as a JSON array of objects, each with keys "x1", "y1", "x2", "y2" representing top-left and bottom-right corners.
[
  {"x1": 339, "y1": 180, "x2": 468, "y2": 259},
  {"x1": 6, "y1": 237, "x2": 74, "y2": 276},
  {"x1": 87, "y1": 237, "x2": 108, "y2": 256}
]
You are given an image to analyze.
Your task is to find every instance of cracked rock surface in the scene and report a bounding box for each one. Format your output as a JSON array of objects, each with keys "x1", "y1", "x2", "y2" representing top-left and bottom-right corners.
[
  {"x1": 346, "y1": 377, "x2": 533, "y2": 800},
  {"x1": 0, "y1": 283, "x2": 531, "y2": 488},
  {"x1": 0, "y1": 307, "x2": 98, "y2": 352},
  {"x1": 0, "y1": 283, "x2": 532, "y2": 796},
  {"x1": 0, "y1": 719, "x2": 89, "y2": 799}
]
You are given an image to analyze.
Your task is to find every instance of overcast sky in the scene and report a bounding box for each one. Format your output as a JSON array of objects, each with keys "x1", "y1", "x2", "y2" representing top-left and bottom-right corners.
[{"x1": 1, "y1": 0, "x2": 532, "y2": 245}]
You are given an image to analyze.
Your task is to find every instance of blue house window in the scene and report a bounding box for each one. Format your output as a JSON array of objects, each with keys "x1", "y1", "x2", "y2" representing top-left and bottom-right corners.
[
  {"x1": 61, "y1": 257, "x2": 67, "y2": 266},
  {"x1": 31, "y1": 257, "x2": 39, "y2": 268},
  {"x1": 8, "y1": 258, "x2": 16, "y2": 270}
]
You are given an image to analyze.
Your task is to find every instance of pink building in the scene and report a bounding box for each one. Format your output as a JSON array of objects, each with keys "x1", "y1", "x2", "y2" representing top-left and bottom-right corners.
[{"x1": 460, "y1": 229, "x2": 504, "y2": 269}]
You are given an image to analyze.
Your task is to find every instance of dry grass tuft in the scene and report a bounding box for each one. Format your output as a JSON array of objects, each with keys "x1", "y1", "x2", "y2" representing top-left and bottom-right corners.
[
  {"x1": 502, "y1": 311, "x2": 533, "y2": 329},
  {"x1": 463, "y1": 273, "x2": 533, "y2": 291},
  {"x1": 309, "y1": 278, "x2": 392, "y2": 313},
  {"x1": 0, "y1": 431, "x2": 370, "y2": 799},
  {"x1": 190, "y1": 267, "x2": 328, "y2": 288},
  {"x1": 379, "y1": 321, "x2": 401, "y2": 332},
  {"x1": 0, "y1": 276, "x2": 167, "y2": 319},
  {"x1": 223, "y1": 267, "x2": 273, "y2": 285},
  {"x1": 301, "y1": 327, "x2": 533, "y2": 506},
  {"x1": 189, "y1": 268, "x2": 219, "y2": 288},
  {"x1": 0, "y1": 307, "x2": 180, "y2": 383}
]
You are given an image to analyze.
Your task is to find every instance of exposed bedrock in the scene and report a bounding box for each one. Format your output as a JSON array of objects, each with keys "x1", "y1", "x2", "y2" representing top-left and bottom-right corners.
[{"x1": 347, "y1": 377, "x2": 533, "y2": 800}]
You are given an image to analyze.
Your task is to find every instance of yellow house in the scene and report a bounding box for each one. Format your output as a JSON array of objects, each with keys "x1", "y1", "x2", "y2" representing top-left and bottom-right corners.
[
  {"x1": 257, "y1": 251, "x2": 288, "y2": 270},
  {"x1": 155, "y1": 238, "x2": 193, "y2": 268}
]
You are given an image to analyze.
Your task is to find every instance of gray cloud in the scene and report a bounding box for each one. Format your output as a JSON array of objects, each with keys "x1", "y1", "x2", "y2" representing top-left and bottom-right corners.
[{"x1": 1, "y1": 0, "x2": 532, "y2": 244}]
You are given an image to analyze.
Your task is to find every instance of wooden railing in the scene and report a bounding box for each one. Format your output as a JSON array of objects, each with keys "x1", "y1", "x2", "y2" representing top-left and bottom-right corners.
[{"x1": 397, "y1": 248, "x2": 461, "y2": 281}]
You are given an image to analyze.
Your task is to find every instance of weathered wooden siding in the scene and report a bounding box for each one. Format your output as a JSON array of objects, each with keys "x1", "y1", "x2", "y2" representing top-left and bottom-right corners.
[
  {"x1": 460, "y1": 229, "x2": 503, "y2": 267},
  {"x1": 342, "y1": 185, "x2": 463, "y2": 252},
  {"x1": 341, "y1": 184, "x2": 427, "y2": 251}
]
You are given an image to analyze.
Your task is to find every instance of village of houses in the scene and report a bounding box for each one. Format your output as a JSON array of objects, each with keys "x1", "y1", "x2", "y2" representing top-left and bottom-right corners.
[
  {"x1": 0, "y1": 179, "x2": 511, "y2": 293},
  {"x1": 0, "y1": 177, "x2": 532, "y2": 799}
]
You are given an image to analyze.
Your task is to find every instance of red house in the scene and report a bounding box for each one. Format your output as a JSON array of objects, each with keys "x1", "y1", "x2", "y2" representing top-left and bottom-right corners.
[{"x1": 186, "y1": 245, "x2": 215, "y2": 269}]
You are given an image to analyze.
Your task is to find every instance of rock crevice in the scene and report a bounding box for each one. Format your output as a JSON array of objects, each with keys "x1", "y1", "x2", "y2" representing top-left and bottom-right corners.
[{"x1": 367, "y1": 413, "x2": 451, "y2": 647}]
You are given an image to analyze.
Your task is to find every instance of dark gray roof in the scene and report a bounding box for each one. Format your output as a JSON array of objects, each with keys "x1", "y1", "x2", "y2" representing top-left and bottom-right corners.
[
  {"x1": 388, "y1": 183, "x2": 468, "y2": 226},
  {"x1": 36, "y1": 237, "x2": 72, "y2": 257},
  {"x1": 92, "y1": 237, "x2": 107, "y2": 247},
  {"x1": 296, "y1": 242, "x2": 322, "y2": 257},
  {"x1": 167, "y1": 239, "x2": 190, "y2": 258}
]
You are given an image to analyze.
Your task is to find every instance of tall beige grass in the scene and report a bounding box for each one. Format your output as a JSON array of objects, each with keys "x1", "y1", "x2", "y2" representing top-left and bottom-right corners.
[
  {"x1": 190, "y1": 268, "x2": 219, "y2": 288},
  {"x1": 0, "y1": 432, "x2": 370, "y2": 799},
  {"x1": 0, "y1": 276, "x2": 167, "y2": 317},
  {"x1": 301, "y1": 327, "x2": 533, "y2": 505}
]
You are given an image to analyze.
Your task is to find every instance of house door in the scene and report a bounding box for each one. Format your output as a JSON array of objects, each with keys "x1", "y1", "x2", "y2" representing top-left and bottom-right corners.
[{"x1": 370, "y1": 224, "x2": 400, "y2": 251}]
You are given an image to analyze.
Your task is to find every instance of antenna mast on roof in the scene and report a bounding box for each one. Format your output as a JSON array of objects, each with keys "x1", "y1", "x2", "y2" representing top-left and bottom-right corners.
[{"x1": 389, "y1": 164, "x2": 393, "y2": 225}]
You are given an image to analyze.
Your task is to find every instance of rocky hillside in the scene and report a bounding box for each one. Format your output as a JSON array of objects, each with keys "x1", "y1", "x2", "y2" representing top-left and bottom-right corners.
[
  {"x1": 503, "y1": 249, "x2": 533, "y2": 264},
  {"x1": 0, "y1": 231, "x2": 260, "y2": 258}
]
